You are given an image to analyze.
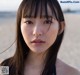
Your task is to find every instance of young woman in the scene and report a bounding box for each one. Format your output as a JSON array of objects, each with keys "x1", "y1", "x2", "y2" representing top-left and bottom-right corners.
[{"x1": 0, "y1": 0, "x2": 80, "y2": 75}]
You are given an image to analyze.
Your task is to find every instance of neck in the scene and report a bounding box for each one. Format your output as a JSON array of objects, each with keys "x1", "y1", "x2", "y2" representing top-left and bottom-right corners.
[{"x1": 25, "y1": 51, "x2": 47, "y2": 67}]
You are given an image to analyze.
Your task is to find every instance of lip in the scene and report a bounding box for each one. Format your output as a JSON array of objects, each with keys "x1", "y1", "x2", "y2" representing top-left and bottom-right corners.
[{"x1": 31, "y1": 39, "x2": 46, "y2": 43}]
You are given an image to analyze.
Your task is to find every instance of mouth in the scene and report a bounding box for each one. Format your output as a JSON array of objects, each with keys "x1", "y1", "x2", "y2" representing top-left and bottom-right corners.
[{"x1": 31, "y1": 39, "x2": 46, "y2": 43}]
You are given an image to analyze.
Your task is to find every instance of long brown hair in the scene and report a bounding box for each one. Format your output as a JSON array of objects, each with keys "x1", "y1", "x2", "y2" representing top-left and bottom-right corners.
[{"x1": 10, "y1": 0, "x2": 65, "y2": 75}]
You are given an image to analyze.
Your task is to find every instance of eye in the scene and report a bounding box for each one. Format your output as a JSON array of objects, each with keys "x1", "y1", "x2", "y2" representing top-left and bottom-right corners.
[
  {"x1": 24, "y1": 20, "x2": 33, "y2": 24},
  {"x1": 44, "y1": 20, "x2": 53, "y2": 24}
]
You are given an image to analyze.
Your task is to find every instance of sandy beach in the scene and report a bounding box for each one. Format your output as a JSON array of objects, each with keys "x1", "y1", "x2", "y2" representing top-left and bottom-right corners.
[{"x1": 0, "y1": 13, "x2": 80, "y2": 71}]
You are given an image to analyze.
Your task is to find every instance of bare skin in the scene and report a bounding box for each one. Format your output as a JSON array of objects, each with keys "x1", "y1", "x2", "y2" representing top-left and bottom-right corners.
[
  {"x1": 24, "y1": 51, "x2": 47, "y2": 75},
  {"x1": 24, "y1": 51, "x2": 80, "y2": 75},
  {"x1": 56, "y1": 59, "x2": 80, "y2": 75}
]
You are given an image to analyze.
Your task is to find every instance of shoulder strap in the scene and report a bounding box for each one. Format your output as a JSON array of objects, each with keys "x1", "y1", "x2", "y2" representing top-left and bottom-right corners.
[{"x1": 53, "y1": 65, "x2": 56, "y2": 75}]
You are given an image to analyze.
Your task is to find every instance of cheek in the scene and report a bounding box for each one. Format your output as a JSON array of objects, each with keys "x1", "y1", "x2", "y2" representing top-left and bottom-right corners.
[
  {"x1": 46, "y1": 24, "x2": 59, "y2": 45},
  {"x1": 50, "y1": 24, "x2": 59, "y2": 37},
  {"x1": 49, "y1": 30, "x2": 58, "y2": 41},
  {"x1": 20, "y1": 24, "x2": 31, "y2": 43}
]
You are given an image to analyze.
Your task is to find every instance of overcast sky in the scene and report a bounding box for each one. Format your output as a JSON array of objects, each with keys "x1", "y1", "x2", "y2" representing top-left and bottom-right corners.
[{"x1": 0, "y1": 0, "x2": 80, "y2": 11}]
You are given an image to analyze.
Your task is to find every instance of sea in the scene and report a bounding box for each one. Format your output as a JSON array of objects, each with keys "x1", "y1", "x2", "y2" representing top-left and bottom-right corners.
[{"x1": 0, "y1": 10, "x2": 80, "y2": 21}]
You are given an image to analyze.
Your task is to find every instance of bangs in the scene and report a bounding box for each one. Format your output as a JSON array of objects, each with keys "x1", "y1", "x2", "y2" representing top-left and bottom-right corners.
[{"x1": 21, "y1": 0, "x2": 58, "y2": 20}]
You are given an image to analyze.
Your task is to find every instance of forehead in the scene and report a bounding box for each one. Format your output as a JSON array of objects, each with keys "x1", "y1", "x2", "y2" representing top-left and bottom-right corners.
[
  {"x1": 22, "y1": 2, "x2": 56, "y2": 19},
  {"x1": 36, "y1": 5, "x2": 53, "y2": 17}
]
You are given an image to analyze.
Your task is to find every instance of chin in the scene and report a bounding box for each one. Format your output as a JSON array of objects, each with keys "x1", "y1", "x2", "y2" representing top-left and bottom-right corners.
[{"x1": 30, "y1": 48, "x2": 48, "y2": 54}]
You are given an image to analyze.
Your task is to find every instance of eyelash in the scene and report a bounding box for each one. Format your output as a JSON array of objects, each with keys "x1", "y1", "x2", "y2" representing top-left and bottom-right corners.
[
  {"x1": 24, "y1": 20, "x2": 33, "y2": 24},
  {"x1": 44, "y1": 20, "x2": 53, "y2": 24},
  {"x1": 24, "y1": 20, "x2": 53, "y2": 25}
]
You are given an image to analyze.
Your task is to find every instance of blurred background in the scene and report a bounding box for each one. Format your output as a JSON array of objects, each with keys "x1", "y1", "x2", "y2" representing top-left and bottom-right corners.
[{"x1": 0, "y1": 0, "x2": 80, "y2": 71}]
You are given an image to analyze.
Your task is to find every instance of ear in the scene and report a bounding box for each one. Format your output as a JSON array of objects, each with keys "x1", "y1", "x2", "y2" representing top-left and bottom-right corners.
[{"x1": 58, "y1": 21, "x2": 65, "y2": 35}]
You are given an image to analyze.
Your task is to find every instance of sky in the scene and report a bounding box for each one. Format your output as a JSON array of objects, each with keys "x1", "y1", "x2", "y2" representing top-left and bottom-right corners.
[{"x1": 0, "y1": 0, "x2": 80, "y2": 11}]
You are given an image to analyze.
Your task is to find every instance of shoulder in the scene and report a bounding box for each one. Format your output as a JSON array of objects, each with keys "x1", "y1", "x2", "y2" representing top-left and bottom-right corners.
[
  {"x1": 56, "y1": 58, "x2": 80, "y2": 75},
  {"x1": 0, "y1": 57, "x2": 12, "y2": 66},
  {"x1": 0, "y1": 57, "x2": 16, "y2": 75}
]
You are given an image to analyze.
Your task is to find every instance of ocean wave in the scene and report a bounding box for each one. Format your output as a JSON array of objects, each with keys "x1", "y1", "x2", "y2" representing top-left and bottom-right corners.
[{"x1": 0, "y1": 12, "x2": 16, "y2": 18}]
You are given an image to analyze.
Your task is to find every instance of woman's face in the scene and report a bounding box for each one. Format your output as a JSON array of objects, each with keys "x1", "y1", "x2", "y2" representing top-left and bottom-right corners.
[
  {"x1": 21, "y1": 18, "x2": 59, "y2": 53},
  {"x1": 21, "y1": 6, "x2": 59, "y2": 53}
]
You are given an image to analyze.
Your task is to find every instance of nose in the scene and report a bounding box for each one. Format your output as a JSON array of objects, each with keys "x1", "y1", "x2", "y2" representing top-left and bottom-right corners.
[{"x1": 33, "y1": 24, "x2": 43, "y2": 37}]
